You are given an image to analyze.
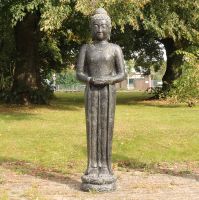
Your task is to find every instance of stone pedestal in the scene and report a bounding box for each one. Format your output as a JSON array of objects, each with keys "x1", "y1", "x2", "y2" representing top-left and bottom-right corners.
[{"x1": 81, "y1": 174, "x2": 117, "y2": 192}]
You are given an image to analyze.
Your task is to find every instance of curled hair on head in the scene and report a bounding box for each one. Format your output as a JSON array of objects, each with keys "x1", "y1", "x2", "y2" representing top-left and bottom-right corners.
[{"x1": 90, "y1": 8, "x2": 112, "y2": 28}]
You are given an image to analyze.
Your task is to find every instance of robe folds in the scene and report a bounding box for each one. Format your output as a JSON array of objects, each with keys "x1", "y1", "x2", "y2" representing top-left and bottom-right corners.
[
  {"x1": 76, "y1": 43, "x2": 125, "y2": 176},
  {"x1": 85, "y1": 83, "x2": 116, "y2": 174}
]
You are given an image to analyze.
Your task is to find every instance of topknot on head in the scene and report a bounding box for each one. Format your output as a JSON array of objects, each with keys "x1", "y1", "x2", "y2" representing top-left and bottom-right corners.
[
  {"x1": 94, "y1": 8, "x2": 108, "y2": 15},
  {"x1": 90, "y1": 8, "x2": 111, "y2": 28}
]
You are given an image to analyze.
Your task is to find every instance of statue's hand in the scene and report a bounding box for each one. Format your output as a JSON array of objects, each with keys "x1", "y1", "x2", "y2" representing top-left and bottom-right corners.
[
  {"x1": 101, "y1": 78, "x2": 113, "y2": 85},
  {"x1": 90, "y1": 78, "x2": 105, "y2": 85},
  {"x1": 90, "y1": 78, "x2": 112, "y2": 85}
]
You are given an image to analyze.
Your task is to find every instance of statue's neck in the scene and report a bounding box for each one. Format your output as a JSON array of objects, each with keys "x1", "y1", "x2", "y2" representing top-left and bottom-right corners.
[{"x1": 93, "y1": 40, "x2": 108, "y2": 45}]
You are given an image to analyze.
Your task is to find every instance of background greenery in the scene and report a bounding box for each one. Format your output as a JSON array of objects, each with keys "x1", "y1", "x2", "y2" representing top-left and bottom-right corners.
[
  {"x1": 0, "y1": 92, "x2": 198, "y2": 174},
  {"x1": 0, "y1": 0, "x2": 198, "y2": 104}
]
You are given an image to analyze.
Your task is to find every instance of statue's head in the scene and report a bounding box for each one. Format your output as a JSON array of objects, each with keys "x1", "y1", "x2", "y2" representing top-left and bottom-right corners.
[{"x1": 90, "y1": 8, "x2": 111, "y2": 41}]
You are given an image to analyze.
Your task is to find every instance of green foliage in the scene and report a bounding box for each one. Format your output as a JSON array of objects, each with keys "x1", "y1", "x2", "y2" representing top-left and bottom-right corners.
[
  {"x1": 8, "y1": 0, "x2": 71, "y2": 32},
  {"x1": 142, "y1": 0, "x2": 199, "y2": 100},
  {"x1": 0, "y1": 85, "x2": 54, "y2": 104},
  {"x1": 76, "y1": 0, "x2": 199, "y2": 43},
  {"x1": 151, "y1": 62, "x2": 166, "y2": 80},
  {"x1": 76, "y1": 0, "x2": 149, "y2": 29},
  {"x1": 39, "y1": 0, "x2": 71, "y2": 32},
  {"x1": 112, "y1": 27, "x2": 165, "y2": 75},
  {"x1": 142, "y1": 0, "x2": 199, "y2": 43},
  {"x1": 56, "y1": 68, "x2": 81, "y2": 87},
  {"x1": 168, "y1": 47, "x2": 199, "y2": 105},
  {"x1": 125, "y1": 59, "x2": 136, "y2": 75},
  {"x1": 39, "y1": 35, "x2": 63, "y2": 74},
  {"x1": 0, "y1": 8, "x2": 15, "y2": 91},
  {"x1": 0, "y1": 0, "x2": 198, "y2": 104},
  {"x1": 0, "y1": 0, "x2": 74, "y2": 104}
]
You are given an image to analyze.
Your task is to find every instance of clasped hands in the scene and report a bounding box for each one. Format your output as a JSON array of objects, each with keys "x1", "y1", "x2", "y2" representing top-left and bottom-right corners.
[{"x1": 89, "y1": 77, "x2": 113, "y2": 85}]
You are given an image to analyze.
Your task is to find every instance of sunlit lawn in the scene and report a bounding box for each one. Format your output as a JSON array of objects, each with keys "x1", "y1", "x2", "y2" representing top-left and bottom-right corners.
[{"x1": 0, "y1": 91, "x2": 199, "y2": 174}]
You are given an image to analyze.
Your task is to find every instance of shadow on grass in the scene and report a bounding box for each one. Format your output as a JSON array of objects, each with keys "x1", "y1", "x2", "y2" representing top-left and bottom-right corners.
[
  {"x1": 116, "y1": 92, "x2": 184, "y2": 108},
  {"x1": 48, "y1": 93, "x2": 84, "y2": 111},
  {"x1": 113, "y1": 153, "x2": 199, "y2": 181},
  {"x1": 0, "y1": 111, "x2": 38, "y2": 121},
  {"x1": 0, "y1": 92, "x2": 186, "y2": 113},
  {"x1": 49, "y1": 91, "x2": 184, "y2": 110},
  {"x1": 0, "y1": 94, "x2": 84, "y2": 113},
  {"x1": 116, "y1": 92, "x2": 152, "y2": 105},
  {"x1": 0, "y1": 157, "x2": 81, "y2": 191}
]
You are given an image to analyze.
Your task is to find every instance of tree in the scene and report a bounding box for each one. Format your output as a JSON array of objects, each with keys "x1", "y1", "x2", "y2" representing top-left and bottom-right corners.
[
  {"x1": 0, "y1": 7, "x2": 15, "y2": 94},
  {"x1": 1, "y1": 0, "x2": 198, "y2": 103},
  {"x1": 76, "y1": 0, "x2": 199, "y2": 93},
  {"x1": 111, "y1": 26, "x2": 165, "y2": 75},
  {"x1": 167, "y1": 46, "x2": 199, "y2": 105},
  {"x1": 142, "y1": 0, "x2": 199, "y2": 91},
  {"x1": 0, "y1": 0, "x2": 72, "y2": 104}
]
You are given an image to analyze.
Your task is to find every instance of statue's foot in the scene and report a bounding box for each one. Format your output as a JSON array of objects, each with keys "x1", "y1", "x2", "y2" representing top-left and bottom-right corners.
[
  {"x1": 87, "y1": 167, "x2": 98, "y2": 177},
  {"x1": 99, "y1": 167, "x2": 110, "y2": 177},
  {"x1": 81, "y1": 166, "x2": 117, "y2": 192}
]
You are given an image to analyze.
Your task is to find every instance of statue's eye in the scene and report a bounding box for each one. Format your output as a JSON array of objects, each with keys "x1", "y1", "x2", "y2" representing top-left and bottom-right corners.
[
  {"x1": 102, "y1": 25, "x2": 107, "y2": 29},
  {"x1": 94, "y1": 24, "x2": 98, "y2": 29}
]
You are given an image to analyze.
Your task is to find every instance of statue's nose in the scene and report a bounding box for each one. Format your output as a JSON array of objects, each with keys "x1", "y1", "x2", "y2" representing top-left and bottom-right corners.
[{"x1": 98, "y1": 26, "x2": 102, "y2": 32}]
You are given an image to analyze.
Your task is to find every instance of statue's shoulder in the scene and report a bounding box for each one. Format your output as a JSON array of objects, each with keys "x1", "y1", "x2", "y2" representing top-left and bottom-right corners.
[
  {"x1": 79, "y1": 44, "x2": 92, "y2": 54},
  {"x1": 82, "y1": 43, "x2": 95, "y2": 51},
  {"x1": 80, "y1": 44, "x2": 88, "y2": 51},
  {"x1": 109, "y1": 43, "x2": 123, "y2": 54}
]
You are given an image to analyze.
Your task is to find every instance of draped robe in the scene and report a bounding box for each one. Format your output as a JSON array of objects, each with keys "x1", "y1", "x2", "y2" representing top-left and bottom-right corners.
[{"x1": 76, "y1": 43, "x2": 125, "y2": 175}]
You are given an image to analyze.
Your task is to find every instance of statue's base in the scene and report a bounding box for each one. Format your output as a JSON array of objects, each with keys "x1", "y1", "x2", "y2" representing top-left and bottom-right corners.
[{"x1": 81, "y1": 174, "x2": 117, "y2": 192}]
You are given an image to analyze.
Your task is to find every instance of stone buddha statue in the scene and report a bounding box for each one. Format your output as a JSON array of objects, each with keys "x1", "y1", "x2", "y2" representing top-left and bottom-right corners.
[{"x1": 76, "y1": 8, "x2": 126, "y2": 192}]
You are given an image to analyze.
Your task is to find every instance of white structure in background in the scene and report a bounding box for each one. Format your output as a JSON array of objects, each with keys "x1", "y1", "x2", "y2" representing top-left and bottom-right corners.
[
  {"x1": 125, "y1": 59, "x2": 136, "y2": 90},
  {"x1": 117, "y1": 62, "x2": 162, "y2": 91},
  {"x1": 52, "y1": 73, "x2": 56, "y2": 91},
  {"x1": 127, "y1": 67, "x2": 137, "y2": 90}
]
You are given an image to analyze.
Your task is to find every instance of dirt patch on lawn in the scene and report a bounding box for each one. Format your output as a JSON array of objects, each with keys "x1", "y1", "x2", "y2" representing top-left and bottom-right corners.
[{"x1": 0, "y1": 164, "x2": 199, "y2": 200}]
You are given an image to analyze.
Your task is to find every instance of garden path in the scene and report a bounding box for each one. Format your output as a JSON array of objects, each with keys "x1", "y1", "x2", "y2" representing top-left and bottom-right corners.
[{"x1": 0, "y1": 166, "x2": 199, "y2": 200}]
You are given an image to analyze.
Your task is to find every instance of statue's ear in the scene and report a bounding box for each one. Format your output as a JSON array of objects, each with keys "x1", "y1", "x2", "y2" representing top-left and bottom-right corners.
[{"x1": 108, "y1": 28, "x2": 111, "y2": 40}]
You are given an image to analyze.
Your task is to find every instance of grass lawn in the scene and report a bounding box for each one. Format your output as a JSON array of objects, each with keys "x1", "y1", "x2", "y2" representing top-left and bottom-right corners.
[{"x1": 0, "y1": 91, "x2": 199, "y2": 175}]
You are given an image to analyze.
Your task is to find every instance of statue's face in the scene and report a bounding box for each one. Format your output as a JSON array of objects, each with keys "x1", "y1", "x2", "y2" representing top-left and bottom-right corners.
[{"x1": 92, "y1": 19, "x2": 110, "y2": 41}]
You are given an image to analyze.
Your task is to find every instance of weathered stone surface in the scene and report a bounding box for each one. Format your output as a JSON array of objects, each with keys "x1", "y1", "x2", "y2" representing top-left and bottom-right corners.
[
  {"x1": 76, "y1": 8, "x2": 125, "y2": 192},
  {"x1": 81, "y1": 174, "x2": 117, "y2": 192},
  {"x1": 81, "y1": 174, "x2": 117, "y2": 185},
  {"x1": 81, "y1": 182, "x2": 116, "y2": 192}
]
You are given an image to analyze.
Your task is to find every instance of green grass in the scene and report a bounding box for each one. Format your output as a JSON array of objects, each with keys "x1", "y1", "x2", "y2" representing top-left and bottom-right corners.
[{"x1": 0, "y1": 91, "x2": 198, "y2": 175}]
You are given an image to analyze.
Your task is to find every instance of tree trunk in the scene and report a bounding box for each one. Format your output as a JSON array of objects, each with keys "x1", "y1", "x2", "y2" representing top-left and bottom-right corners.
[
  {"x1": 161, "y1": 38, "x2": 183, "y2": 91},
  {"x1": 12, "y1": 13, "x2": 41, "y2": 104}
]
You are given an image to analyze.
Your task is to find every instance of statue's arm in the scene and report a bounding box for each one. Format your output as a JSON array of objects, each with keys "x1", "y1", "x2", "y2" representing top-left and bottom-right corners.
[
  {"x1": 76, "y1": 44, "x2": 90, "y2": 83},
  {"x1": 111, "y1": 45, "x2": 126, "y2": 83}
]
